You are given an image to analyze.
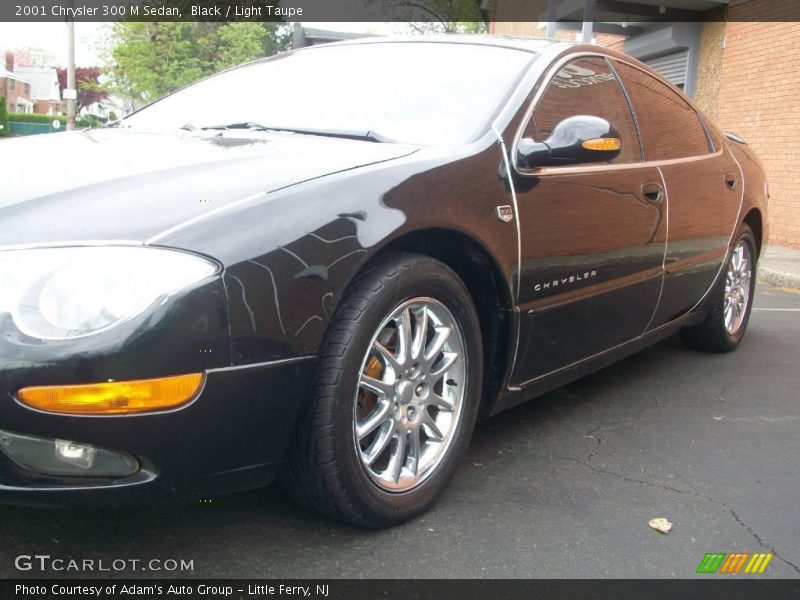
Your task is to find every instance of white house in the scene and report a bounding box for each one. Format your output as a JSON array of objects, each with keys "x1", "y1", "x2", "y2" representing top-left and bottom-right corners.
[{"x1": 15, "y1": 66, "x2": 62, "y2": 115}]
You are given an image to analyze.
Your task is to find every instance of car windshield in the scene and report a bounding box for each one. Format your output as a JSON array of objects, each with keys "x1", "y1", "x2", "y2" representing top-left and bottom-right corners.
[{"x1": 122, "y1": 42, "x2": 535, "y2": 146}]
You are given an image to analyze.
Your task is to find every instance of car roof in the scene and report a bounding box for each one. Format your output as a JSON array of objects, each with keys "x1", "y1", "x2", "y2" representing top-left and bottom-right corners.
[{"x1": 309, "y1": 34, "x2": 567, "y2": 55}]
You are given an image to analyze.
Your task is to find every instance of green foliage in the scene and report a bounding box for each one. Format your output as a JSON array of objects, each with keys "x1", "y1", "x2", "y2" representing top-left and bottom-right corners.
[
  {"x1": 0, "y1": 97, "x2": 8, "y2": 137},
  {"x1": 8, "y1": 112, "x2": 67, "y2": 125},
  {"x1": 379, "y1": 0, "x2": 487, "y2": 32},
  {"x1": 104, "y1": 22, "x2": 291, "y2": 105},
  {"x1": 8, "y1": 112, "x2": 106, "y2": 130},
  {"x1": 77, "y1": 115, "x2": 105, "y2": 128},
  {"x1": 215, "y1": 22, "x2": 287, "y2": 70},
  {"x1": 407, "y1": 20, "x2": 487, "y2": 34},
  {"x1": 449, "y1": 21, "x2": 488, "y2": 33}
]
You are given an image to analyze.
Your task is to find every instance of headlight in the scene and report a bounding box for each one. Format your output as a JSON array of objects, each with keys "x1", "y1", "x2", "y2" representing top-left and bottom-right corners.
[{"x1": 0, "y1": 246, "x2": 219, "y2": 340}]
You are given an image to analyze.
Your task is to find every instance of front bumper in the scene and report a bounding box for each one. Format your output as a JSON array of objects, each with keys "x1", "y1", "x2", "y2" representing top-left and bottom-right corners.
[{"x1": 0, "y1": 356, "x2": 315, "y2": 507}]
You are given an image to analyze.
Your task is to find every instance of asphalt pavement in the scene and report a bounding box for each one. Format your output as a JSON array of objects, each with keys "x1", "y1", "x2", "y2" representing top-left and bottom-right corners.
[{"x1": 1, "y1": 285, "x2": 799, "y2": 579}]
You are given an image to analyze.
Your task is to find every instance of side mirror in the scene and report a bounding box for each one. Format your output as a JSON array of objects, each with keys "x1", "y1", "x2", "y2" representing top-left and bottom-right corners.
[{"x1": 516, "y1": 115, "x2": 622, "y2": 170}]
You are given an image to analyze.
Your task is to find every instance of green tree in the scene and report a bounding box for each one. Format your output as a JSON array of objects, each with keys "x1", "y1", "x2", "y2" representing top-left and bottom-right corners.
[
  {"x1": 215, "y1": 22, "x2": 287, "y2": 70},
  {"x1": 104, "y1": 22, "x2": 290, "y2": 105},
  {"x1": 0, "y1": 97, "x2": 8, "y2": 137},
  {"x1": 381, "y1": 0, "x2": 487, "y2": 32},
  {"x1": 407, "y1": 20, "x2": 487, "y2": 34}
]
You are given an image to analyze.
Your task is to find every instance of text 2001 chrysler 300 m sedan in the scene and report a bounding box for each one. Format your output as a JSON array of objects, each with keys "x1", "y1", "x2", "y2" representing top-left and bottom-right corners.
[{"x1": 0, "y1": 37, "x2": 767, "y2": 527}]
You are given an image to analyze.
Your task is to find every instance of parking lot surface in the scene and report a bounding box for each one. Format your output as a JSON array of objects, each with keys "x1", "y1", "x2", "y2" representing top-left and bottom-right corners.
[{"x1": 2, "y1": 286, "x2": 799, "y2": 579}]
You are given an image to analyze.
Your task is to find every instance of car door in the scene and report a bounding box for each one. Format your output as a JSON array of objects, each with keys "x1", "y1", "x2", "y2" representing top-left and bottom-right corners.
[
  {"x1": 510, "y1": 55, "x2": 667, "y2": 385},
  {"x1": 611, "y1": 59, "x2": 743, "y2": 328}
]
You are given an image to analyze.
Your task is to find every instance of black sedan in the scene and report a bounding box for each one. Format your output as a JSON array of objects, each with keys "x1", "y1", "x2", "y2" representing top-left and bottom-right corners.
[{"x1": 0, "y1": 36, "x2": 768, "y2": 527}]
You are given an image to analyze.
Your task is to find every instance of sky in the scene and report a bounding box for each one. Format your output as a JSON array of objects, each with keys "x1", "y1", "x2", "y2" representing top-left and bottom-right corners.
[
  {"x1": 0, "y1": 22, "x2": 109, "y2": 66},
  {"x1": 0, "y1": 21, "x2": 408, "y2": 68}
]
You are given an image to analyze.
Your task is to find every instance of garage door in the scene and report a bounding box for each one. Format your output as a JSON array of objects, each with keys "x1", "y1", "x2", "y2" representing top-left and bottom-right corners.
[{"x1": 644, "y1": 49, "x2": 690, "y2": 89}]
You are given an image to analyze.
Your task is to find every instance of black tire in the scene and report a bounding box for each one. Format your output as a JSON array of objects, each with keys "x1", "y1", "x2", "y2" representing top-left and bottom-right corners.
[
  {"x1": 681, "y1": 224, "x2": 757, "y2": 352},
  {"x1": 281, "y1": 253, "x2": 483, "y2": 527}
]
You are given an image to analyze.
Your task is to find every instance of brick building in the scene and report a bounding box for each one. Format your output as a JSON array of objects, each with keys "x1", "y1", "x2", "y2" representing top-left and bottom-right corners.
[
  {"x1": 16, "y1": 66, "x2": 62, "y2": 116},
  {"x1": 0, "y1": 54, "x2": 34, "y2": 113},
  {"x1": 490, "y1": 0, "x2": 800, "y2": 249}
]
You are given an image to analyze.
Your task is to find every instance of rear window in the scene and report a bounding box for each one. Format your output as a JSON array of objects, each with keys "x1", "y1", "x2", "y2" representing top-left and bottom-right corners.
[{"x1": 612, "y1": 60, "x2": 712, "y2": 161}]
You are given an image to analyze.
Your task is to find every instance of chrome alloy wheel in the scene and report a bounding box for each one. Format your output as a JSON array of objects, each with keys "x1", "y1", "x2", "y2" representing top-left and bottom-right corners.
[
  {"x1": 353, "y1": 298, "x2": 467, "y2": 492},
  {"x1": 724, "y1": 239, "x2": 753, "y2": 335}
]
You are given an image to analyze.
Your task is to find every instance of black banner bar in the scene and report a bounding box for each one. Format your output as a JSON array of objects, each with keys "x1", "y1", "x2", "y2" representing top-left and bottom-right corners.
[
  {"x1": 3, "y1": 579, "x2": 800, "y2": 600},
  {"x1": 3, "y1": 0, "x2": 800, "y2": 23}
]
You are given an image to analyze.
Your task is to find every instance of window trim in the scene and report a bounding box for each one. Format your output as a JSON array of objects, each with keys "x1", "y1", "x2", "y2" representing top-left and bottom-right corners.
[
  {"x1": 696, "y1": 112, "x2": 719, "y2": 153},
  {"x1": 511, "y1": 51, "x2": 722, "y2": 178}
]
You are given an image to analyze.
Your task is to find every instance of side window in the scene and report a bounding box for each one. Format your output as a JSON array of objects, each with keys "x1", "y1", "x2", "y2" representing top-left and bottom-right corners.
[
  {"x1": 526, "y1": 57, "x2": 641, "y2": 164},
  {"x1": 612, "y1": 60, "x2": 711, "y2": 160}
]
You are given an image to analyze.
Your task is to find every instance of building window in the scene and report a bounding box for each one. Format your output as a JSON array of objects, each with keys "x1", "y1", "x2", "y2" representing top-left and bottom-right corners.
[
  {"x1": 643, "y1": 50, "x2": 690, "y2": 91},
  {"x1": 9, "y1": 79, "x2": 14, "y2": 91},
  {"x1": 25, "y1": 83, "x2": 30, "y2": 94}
]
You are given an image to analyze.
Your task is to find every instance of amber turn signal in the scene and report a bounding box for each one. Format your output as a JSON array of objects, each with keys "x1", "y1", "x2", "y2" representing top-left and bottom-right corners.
[
  {"x1": 581, "y1": 137, "x2": 622, "y2": 151},
  {"x1": 17, "y1": 373, "x2": 204, "y2": 415}
]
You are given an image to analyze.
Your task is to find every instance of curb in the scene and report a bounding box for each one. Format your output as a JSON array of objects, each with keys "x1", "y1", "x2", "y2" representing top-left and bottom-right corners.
[{"x1": 757, "y1": 267, "x2": 800, "y2": 290}]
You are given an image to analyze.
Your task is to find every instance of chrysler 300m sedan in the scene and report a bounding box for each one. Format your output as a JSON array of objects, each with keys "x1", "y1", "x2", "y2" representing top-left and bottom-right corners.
[{"x1": 0, "y1": 37, "x2": 767, "y2": 527}]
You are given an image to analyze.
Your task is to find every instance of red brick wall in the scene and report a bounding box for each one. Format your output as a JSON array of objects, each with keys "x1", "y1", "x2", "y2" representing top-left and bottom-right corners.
[
  {"x1": 715, "y1": 2, "x2": 800, "y2": 248},
  {"x1": 490, "y1": 21, "x2": 626, "y2": 49},
  {"x1": 1, "y1": 76, "x2": 32, "y2": 112},
  {"x1": 33, "y1": 99, "x2": 61, "y2": 115}
]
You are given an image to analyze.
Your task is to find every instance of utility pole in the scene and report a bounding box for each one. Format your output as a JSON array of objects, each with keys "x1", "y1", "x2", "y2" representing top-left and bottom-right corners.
[
  {"x1": 580, "y1": 0, "x2": 595, "y2": 43},
  {"x1": 66, "y1": 18, "x2": 76, "y2": 131},
  {"x1": 546, "y1": 0, "x2": 558, "y2": 39}
]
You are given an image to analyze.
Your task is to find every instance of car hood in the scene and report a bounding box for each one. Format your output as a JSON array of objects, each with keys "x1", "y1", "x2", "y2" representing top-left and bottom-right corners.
[{"x1": 0, "y1": 128, "x2": 418, "y2": 248}]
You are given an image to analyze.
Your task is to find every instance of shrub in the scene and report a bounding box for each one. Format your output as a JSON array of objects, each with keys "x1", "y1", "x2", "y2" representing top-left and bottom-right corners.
[
  {"x1": 0, "y1": 98, "x2": 8, "y2": 137},
  {"x1": 8, "y1": 112, "x2": 67, "y2": 126},
  {"x1": 77, "y1": 115, "x2": 106, "y2": 128},
  {"x1": 8, "y1": 112, "x2": 109, "y2": 130}
]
